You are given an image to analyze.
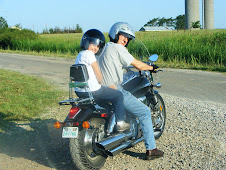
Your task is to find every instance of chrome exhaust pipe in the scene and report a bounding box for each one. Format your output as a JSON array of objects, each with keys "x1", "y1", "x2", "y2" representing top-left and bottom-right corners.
[
  {"x1": 132, "y1": 136, "x2": 144, "y2": 146},
  {"x1": 105, "y1": 137, "x2": 144, "y2": 156},
  {"x1": 105, "y1": 141, "x2": 132, "y2": 156},
  {"x1": 96, "y1": 131, "x2": 133, "y2": 151}
]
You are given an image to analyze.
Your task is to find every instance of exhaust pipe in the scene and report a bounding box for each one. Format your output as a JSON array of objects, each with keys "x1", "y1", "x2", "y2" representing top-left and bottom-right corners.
[
  {"x1": 105, "y1": 137, "x2": 144, "y2": 156},
  {"x1": 105, "y1": 141, "x2": 132, "y2": 156},
  {"x1": 96, "y1": 131, "x2": 133, "y2": 151}
]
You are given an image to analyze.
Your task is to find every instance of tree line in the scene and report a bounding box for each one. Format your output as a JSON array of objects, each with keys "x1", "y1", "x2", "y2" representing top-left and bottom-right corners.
[
  {"x1": 143, "y1": 14, "x2": 200, "y2": 30},
  {"x1": 0, "y1": 16, "x2": 83, "y2": 34},
  {"x1": 42, "y1": 24, "x2": 83, "y2": 34}
]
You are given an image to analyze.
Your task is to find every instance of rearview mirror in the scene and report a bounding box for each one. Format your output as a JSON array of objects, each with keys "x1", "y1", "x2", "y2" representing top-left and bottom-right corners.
[{"x1": 149, "y1": 54, "x2": 158, "y2": 62}]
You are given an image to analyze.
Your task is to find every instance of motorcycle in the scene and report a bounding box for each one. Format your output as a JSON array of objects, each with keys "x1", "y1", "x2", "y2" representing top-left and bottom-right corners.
[{"x1": 54, "y1": 49, "x2": 166, "y2": 169}]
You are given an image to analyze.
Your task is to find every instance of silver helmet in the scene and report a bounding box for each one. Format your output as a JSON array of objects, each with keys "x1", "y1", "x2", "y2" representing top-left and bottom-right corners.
[{"x1": 109, "y1": 22, "x2": 135, "y2": 46}]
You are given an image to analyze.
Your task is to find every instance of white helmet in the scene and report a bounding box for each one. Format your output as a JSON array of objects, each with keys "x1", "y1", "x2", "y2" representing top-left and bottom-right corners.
[{"x1": 109, "y1": 22, "x2": 135, "y2": 46}]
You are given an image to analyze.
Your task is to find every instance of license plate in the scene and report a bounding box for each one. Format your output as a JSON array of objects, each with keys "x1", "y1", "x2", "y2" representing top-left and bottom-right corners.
[{"x1": 62, "y1": 127, "x2": 78, "y2": 138}]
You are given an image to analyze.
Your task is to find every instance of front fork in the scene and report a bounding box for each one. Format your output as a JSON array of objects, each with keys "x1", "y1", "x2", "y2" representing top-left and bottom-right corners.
[{"x1": 148, "y1": 89, "x2": 163, "y2": 130}]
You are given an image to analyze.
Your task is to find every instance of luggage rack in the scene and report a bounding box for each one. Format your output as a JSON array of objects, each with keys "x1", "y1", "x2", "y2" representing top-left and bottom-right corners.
[
  {"x1": 59, "y1": 64, "x2": 94, "y2": 106},
  {"x1": 59, "y1": 98, "x2": 92, "y2": 105}
]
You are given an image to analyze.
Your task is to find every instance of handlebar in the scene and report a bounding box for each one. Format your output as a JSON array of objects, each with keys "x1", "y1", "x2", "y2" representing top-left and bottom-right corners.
[{"x1": 150, "y1": 69, "x2": 164, "y2": 73}]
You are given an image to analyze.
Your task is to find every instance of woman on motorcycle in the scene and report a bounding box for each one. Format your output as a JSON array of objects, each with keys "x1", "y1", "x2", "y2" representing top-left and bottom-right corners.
[{"x1": 74, "y1": 29, "x2": 129, "y2": 132}]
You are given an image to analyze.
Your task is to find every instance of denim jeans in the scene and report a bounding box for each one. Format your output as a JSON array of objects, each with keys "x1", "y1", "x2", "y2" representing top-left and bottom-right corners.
[
  {"x1": 75, "y1": 86, "x2": 126, "y2": 122},
  {"x1": 117, "y1": 85, "x2": 156, "y2": 150}
]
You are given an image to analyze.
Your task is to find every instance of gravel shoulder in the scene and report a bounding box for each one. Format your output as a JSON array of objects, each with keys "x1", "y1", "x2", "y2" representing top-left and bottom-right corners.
[{"x1": 0, "y1": 94, "x2": 225, "y2": 170}]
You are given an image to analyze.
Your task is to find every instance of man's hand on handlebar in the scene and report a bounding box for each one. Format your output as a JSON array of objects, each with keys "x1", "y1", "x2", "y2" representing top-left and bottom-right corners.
[{"x1": 152, "y1": 64, "x2": 159, "y2": 71}]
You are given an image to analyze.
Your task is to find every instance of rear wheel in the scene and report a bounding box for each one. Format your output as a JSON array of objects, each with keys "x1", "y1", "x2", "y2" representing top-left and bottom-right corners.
[
  {"x1": 148, "y1": 93, "x2": 166, "y2": 139},
  {"x1": 69, "y1": 118, "x2": 106, "y2": 170}
]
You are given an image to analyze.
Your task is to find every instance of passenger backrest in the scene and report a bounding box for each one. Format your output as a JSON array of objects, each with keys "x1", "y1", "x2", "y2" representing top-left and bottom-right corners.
[{"x1": 70, "y1": 64, "x2": 89, "y2": 82}]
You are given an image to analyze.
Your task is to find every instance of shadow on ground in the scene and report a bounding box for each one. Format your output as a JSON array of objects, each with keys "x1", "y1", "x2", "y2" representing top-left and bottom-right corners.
[{"x1": 0, "y1": 112, "x2": 77, "y2": 169}]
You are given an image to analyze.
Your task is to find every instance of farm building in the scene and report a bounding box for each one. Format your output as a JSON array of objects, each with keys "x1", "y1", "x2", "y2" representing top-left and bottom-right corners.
[
  {"x1": 139, "y1": 26, "x2": 174, "y2": 31},
  {"x1": 9, "y1": 26, "x2": 22, "y2": 30}
]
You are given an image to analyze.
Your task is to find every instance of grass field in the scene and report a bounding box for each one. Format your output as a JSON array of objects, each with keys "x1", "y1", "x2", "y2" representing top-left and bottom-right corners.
[
  {"x1": 1, "y1": 29, "x2": 226, "y2": 72},
  {"x1": 0, "y1": 69, "x2": 66, "y2": 123}
]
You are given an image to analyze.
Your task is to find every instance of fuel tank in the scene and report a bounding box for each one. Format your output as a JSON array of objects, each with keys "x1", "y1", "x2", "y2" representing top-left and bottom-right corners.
[{"x1": 122, "y1": 74, "x2": 150, "y2": 98}]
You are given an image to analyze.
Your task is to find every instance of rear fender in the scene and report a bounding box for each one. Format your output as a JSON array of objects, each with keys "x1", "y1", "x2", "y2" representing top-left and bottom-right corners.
[{"x1": 65, "y1": 104, "x2": 108, "y2": 123}]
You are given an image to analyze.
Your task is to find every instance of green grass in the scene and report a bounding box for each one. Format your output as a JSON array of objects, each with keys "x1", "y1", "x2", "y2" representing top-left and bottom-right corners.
[
  {"x1": 11, "y1": 33, "x2": 83, "y2": 58},
  {"x1": 1, "y1": 29, "x2": 226, "y2": 72},
  {"x1": 130, "y1": 29, "x2": 226, "y2": 72},
  {"x1": 0, "y1": 69, "x2": 65, "y2": 122}
]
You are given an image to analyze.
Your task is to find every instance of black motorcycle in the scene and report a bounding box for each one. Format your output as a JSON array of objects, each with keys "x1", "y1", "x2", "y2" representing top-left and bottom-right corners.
[{"x1": 54, "y1": 54, "x2": 166, "y2": 170}]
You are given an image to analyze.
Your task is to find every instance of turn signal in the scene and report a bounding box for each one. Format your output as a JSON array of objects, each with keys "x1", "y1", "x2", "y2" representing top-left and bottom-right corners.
[
  {"x1": 160, "y1": 105, "x2": 163, "y2": 112},
  {"x1": 54, "y1": 121, "x2": 61, "y2": 129},
  {"x1": 82, "y1": 121, "x2": 90, "y2": 129},
  {"x1": 68, "y1": 107, "x2": 80, "y2": 119}
]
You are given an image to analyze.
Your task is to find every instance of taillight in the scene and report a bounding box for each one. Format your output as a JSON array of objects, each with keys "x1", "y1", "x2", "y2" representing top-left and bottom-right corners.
[
  {"x1": 68, "y1": 107, "x2": 80, "y2": 119},
  {"x1": 101, "y1": 113, "x2": 107, "y2": 117},
  {"x1": 73, "y1": 122, "x2": 79, "y2": 126}
]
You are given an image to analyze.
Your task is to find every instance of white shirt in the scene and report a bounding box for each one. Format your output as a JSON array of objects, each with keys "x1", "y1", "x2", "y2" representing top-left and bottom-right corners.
[{"x1": 74, "y1": 50, "x2": 101, "y2": 92}]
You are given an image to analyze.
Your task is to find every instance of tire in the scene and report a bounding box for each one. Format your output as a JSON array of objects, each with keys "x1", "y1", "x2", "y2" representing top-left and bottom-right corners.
[
  {"x1": 148, "y1": 93, "x2": 166, "y2": 139},
  {"x1": 69, "y1": 118, "x2": 106, "y2": 170}
]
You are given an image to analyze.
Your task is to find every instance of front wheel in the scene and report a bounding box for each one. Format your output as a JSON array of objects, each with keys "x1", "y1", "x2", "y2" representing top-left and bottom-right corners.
[
  {"x1": 69, "y1": 118, "x2": 106, "y2": 170},
  {"x1": 148, "y1": 93, "x2": 166, "y2": 139}
]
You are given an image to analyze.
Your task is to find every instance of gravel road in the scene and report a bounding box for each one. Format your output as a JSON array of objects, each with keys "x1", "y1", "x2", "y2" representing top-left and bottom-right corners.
[{"x1": 0, "y1": 53, "x2": 225, "y2": 169}]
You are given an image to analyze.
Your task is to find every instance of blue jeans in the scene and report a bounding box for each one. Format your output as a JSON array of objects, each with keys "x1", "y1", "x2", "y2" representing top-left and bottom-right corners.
[
  {"x1": 75, "y1": 86, "x2": 126, "y2": 122},
  {"x1": 117, "y1": 85, "x2": 156, "y2": 150}
]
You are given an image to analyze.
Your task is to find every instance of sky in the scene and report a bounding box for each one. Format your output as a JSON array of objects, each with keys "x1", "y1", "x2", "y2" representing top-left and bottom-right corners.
[{"x1": 0, "y1": 0, "x2": 225, "y2": 33}]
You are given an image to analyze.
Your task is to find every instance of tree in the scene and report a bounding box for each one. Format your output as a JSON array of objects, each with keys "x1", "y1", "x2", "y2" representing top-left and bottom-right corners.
[
  {"x1": 75, "y1": 24, "x2": 82, "y2": 33},
  {"x1": 15, "y1": 23, "x2": 22, "y2": 29},
  {"x1": 146, "y1": 17, "x2": 159, "y2": 26},
  {"x1": 174, "y1": 14, "x2": 185, "y2": 30},
  {"x1": 166, "y1": 17, "x2": 175, "y2": 27},
  {"x1": 192, "y1": 21, "x2": 201, "y2": 28},
  {"x1": 157, "y1": 17, "x2": 165, "y2": 26},
  {"x1": 0, "y1": 17, "x2": 8, "y2": 30},
  {"x1": 143, "y1": 14, "x2": 185, "y2": 30}
]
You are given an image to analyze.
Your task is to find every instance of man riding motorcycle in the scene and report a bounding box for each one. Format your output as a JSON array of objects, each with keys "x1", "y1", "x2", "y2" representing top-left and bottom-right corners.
[{"x1": 98, "y1": 22, "x2": 164, "y2": 160}]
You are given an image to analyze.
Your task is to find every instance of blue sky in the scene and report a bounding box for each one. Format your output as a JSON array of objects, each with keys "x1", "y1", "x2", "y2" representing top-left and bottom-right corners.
[{"x1": 0, "y1": 0, "x2": 225, "y2": 33}]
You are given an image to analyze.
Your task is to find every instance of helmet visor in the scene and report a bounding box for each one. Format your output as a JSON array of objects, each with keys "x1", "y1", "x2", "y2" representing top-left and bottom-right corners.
[
  {"x1": 118, "y1": 31, "x2": 135, "y2": 40},
  {"x1": 88, "y1": 37, "x2": 105, "y2": 48},
  {"x1": 88, "y1": 37, "x2": 105, "y2": 56}
]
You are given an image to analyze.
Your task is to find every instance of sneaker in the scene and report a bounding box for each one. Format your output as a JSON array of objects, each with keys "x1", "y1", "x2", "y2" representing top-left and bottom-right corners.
[
  {"x1": 145, "y1": 149, "x2": 164, "y2": 160},
  {"x1": 116, "y1": 121, "x2": 130, "y2": 132}
]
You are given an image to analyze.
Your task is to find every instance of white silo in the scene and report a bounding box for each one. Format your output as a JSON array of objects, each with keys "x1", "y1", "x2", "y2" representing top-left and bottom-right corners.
[
  {"x1": 185, "y1": 0, "x2": 200, "y2": 29},
  {"x1": 204, "y1": 0, "x2": 214, "y2": 29}
]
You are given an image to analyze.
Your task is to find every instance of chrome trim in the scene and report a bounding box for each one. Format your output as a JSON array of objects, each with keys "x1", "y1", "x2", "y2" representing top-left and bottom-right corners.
[
  {"x1": 153, "y1": 83, "x2": 162, "y2": 88},
  {"x1": 107, "y1": 114, "x2": 116, "y2": 135},
  {"x1": 106, "y1": 136, "x2": 144, "y2": 156},
  {"x1": 105, "y1": 141, "x2": 132, "y2": 156},
  {"x1": 96, "y1": 131, "x2": 133, "y2": 151}
]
